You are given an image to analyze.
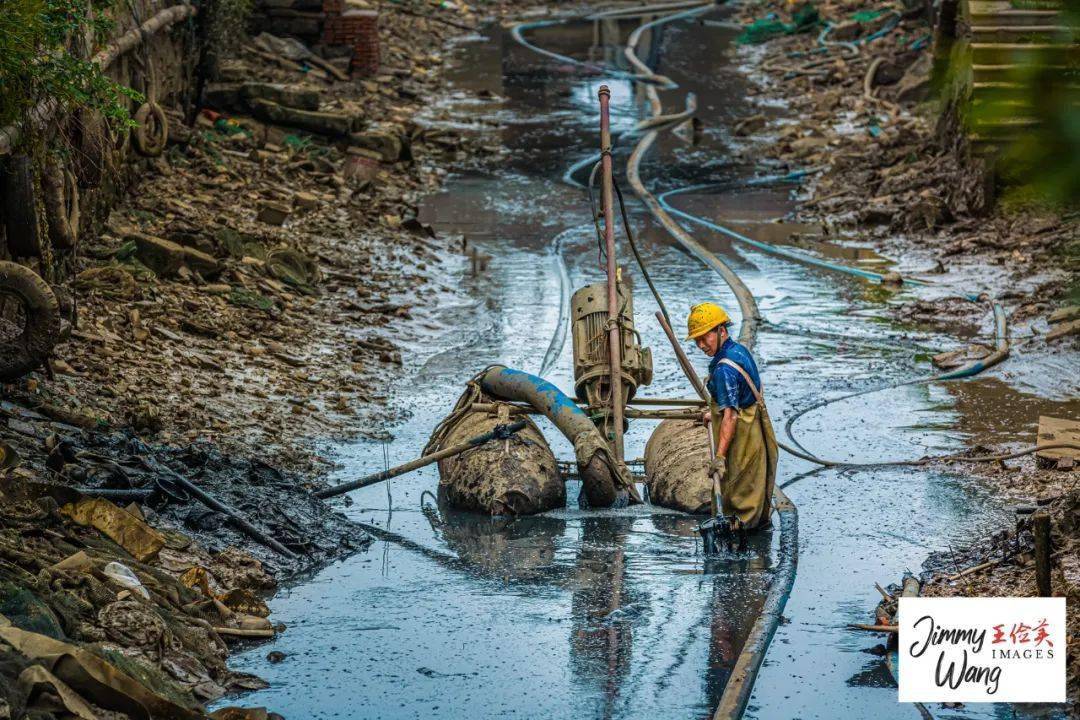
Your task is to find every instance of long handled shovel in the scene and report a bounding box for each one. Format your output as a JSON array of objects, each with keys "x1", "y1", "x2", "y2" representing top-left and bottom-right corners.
[{"x1": 653, "y1": 311, "x2": 737, "y2": 554}]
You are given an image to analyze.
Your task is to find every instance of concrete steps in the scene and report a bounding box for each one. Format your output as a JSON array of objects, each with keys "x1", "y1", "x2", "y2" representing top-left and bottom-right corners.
[
  {"x1": 971, "y1": 25, "x2": 1072, "y2": 42},
  {"x1": 971, "y1": 63, "x2": 1068, "y2": 81},
  {"x1": 970, "y1": 10, "x2": 1061, "y2": 26},
  {"x1": 962, "y1": 0, "x2": 1076, "y2": 150},
  {"x1": 970, "y1": 43, "x2": 1077, "y2": 65}
]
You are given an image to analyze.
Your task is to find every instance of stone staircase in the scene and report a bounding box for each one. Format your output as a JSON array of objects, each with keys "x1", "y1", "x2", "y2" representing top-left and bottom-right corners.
[{"x1": 964, "y1": 0, "x2": 1078, "y2": 150}]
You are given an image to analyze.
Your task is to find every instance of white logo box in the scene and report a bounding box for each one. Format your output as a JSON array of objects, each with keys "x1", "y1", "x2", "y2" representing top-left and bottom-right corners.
[{"x1": 898, "y1": 597, "x2": 1066, "y2": 703}]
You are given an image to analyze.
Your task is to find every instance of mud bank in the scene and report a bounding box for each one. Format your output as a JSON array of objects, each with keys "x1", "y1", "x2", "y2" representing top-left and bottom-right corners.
[{"x1": 723, "y1": 0, "x2": 1078, "y2": 399}]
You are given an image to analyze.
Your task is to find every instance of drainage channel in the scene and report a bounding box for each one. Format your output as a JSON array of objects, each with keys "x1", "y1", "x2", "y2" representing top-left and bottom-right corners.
[{"x1": 218, "y1": 10, "x2": 1073, "y2": 720}]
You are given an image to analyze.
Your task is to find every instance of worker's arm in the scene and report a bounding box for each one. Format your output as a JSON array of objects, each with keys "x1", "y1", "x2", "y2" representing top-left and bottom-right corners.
[{"x1": 715, "y1": 406, "x2": 737, "y2": 457}]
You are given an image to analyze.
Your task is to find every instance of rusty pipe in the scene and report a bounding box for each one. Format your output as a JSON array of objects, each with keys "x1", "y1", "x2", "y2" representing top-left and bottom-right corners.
[{"x1": 598, "y1": 85, "x2": 626, "y2": 464}]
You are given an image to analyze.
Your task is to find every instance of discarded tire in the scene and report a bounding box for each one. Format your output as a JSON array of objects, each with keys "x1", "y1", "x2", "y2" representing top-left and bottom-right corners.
[
  {"x1": 434, "y1": 409, "x2": 564, "y2": 516},
  {"x1": 0, "y1": 262, "x2": 61, "y2": 382},
  {"x1": 1, "y1": 155, "x2": 43, "y2": 258},
  {"x1": 644, "y1": 419, "x2": 712, "y2": 514},
  {"x1": 133, "y1": 102, "x2": 168, "y2": 157}
]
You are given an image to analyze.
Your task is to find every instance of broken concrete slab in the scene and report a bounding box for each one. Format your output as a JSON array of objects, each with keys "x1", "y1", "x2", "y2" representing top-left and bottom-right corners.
[
  {"x1": 349, "y1": 130, "x2": 404, "y2": 163},
  {"x1": 258, "y1": 200, "x2": 292, "y2": 226}
]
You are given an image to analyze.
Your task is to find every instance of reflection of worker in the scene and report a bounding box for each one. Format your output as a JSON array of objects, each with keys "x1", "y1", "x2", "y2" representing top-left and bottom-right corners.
[{"x1": 686, "y1": 303, "x2": 778, "y2": 530}]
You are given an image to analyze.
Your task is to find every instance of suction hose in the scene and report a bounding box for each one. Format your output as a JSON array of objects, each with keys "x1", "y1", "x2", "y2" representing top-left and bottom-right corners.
[{"x1": 478, "y1": 365, "x2": 639, "y2": 507}]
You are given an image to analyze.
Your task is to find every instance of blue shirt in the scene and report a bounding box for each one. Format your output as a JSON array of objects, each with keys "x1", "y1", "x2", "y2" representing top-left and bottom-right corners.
[{"x1": 706, "y1": 338, "x2": 762, "y2": 410}]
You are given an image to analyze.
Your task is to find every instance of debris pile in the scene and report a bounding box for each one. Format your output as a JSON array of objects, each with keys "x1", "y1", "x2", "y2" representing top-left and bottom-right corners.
[
  {"x1": 0, "y1": 472, "x2": 283, "y2": 717},
  {"x1": 728, "y1": 0, "x2": 1077, "y2": 319},
  {"x1": 0, "y1": 2, "x2": 509, "y2": 715}
]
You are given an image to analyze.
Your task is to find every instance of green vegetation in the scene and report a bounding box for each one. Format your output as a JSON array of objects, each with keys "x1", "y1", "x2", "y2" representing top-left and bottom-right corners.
[{"x1": 0, "y1": 0, "x2": 140, "y2": 131}]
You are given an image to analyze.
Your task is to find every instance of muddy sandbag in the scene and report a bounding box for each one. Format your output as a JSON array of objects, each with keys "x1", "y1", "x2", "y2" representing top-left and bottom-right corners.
[
  {"x1": 432, "y1": 408, "x2": 563, "y2": 516},
  {"x1": 643, "y1": 419, "x2": 711, "y2": 515}
]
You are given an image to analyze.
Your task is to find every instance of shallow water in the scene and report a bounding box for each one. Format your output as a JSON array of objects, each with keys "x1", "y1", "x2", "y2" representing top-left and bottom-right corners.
[{"x1": 219, "y1": 11, "x2": 1073, "y2": 720}]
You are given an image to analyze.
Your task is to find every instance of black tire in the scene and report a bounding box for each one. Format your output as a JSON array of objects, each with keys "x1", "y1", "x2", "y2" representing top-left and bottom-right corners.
[
  {"x1": 133, "y1": 102, "x2": 169, "y2": 157},
  {"x1": 0, "y1": 261, "x2": 60, "y2": 382},
  {"x1": 2, "y1": 155, "x2": 43, "y2": 258}
]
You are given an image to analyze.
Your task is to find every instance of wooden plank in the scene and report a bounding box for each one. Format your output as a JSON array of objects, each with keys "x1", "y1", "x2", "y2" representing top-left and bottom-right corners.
[{"x1": 1036, "y1": 415, "x2": 1080, "y2": 466}]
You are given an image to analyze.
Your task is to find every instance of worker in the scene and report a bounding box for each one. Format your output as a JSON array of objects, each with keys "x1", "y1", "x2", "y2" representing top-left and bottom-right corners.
[{"x1": 685, "y1": 302, "x2": 778, "y2": 530}]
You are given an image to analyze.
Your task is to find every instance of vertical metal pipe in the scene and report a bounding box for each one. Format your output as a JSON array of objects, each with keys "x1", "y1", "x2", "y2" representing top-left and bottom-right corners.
[{"x1": 598, "y1": 85, "x2": 625, "y2": 462}]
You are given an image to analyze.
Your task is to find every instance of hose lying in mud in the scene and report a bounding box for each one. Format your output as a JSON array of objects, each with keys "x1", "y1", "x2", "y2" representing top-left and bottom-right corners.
[
  {"x1": 538, "y1": 225, "x2": 577, "y2": 377},
  {"x1": 563, "y1": 92, "x2": 698, "y2": 189},
  {"x1": 511, "y1": 0, "x2": 712, "y2": 85},
  {"x1": 478, "y1": 365, "x2": 640, "y2": 506},
  {"x1": 781, "y1": 303, "x2": 1011, "y2": 465}
]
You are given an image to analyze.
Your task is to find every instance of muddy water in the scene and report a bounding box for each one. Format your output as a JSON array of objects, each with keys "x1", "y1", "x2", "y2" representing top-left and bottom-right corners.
[{"x1": 221, "y1": 11, "x2": 1072, "y2": 720}]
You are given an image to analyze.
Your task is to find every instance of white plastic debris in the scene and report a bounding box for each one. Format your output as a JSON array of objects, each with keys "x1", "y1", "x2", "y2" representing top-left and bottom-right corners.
[{"x1": 103, "y1": 561, "x2": 150, "y2": 600}]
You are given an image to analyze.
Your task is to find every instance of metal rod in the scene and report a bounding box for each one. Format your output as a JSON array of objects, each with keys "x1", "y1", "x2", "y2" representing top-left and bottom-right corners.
[
  {"x1": 587, "y1": 396, "x2": 706, "y2": 407},
  {"x1": 598, "y1": 85, "x2": 626, "y2": 462},
  {"x1": 315, "y1": 421, "x2": 528, "y2": 499},
  {"x1": 624, "y1": 408, "x2": 700, "y2": 420},
  {"x1": 146, "y1": 458, "x2": 298, "y2": 559},
  {"x1": 469, "y1": 402, "x2": 700, "y2": 420}
]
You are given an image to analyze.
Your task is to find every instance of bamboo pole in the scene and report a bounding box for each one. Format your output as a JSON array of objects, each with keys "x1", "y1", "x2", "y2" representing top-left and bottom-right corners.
[
  {"x1": 315, "y1": 421, "x2": 528, "y2": 499},
  {"x1": 467, "y1": 402, "x2": 700, "y2": 420},
  {"x1": 598, "y1": 85, "x2": 626, "y2": 463}
]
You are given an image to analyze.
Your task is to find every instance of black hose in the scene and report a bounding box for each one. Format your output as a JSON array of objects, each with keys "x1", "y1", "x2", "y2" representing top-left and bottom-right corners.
[{"x1": 613, "y1": 177, "x2": 673, "y2": 330}]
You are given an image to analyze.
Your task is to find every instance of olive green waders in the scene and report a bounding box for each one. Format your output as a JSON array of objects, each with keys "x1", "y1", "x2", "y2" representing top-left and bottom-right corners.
[{"x1": 710, "y1": 358, "x2": 778, "y2": 529}]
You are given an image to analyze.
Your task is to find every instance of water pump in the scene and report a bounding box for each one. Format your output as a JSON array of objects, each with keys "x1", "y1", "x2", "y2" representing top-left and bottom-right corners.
[{"x1": 570, "y1": 275, "x2": 653, "y2": 440}]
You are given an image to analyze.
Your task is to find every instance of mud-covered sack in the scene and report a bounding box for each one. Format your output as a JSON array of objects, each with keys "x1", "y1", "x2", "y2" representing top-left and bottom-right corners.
[
  {"x1": 644, "y1": 419, "x2": 711, "y2": 514},
  {"x1": 432, "y1": 409, "x2": 563, "y2": 516}
]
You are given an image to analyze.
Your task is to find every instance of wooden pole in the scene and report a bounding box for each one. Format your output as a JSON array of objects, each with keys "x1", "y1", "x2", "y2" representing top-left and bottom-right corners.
[
  {"x1": 654, "y1": 311, "x2": 708, "y2": 402},
  {"x1": 315, "y1": 420, "x2": 528, "y2": 499},
  {"x1": 1033, "y1": 513, "x2": 1052, "y2": 597},
  {"x1": 654, "y1": 310, "x2": 727, "y2": 523},
  {"x1": 598, "y1": 85, "x2": 626, "y2": 462}
]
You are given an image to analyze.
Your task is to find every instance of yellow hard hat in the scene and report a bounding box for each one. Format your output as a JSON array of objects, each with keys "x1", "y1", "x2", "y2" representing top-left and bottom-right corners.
[{"x1": 685, "y1": 302, "x2": 731, "y2": 340}]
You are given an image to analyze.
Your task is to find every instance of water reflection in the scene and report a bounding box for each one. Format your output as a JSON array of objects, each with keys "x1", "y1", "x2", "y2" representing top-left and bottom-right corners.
[
  {"x1": 424, "y1": 499, "x2": 567, "y2": 582},
  {"x1": 571, "y1": 516, "x2": 637, "y2": 719}
]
